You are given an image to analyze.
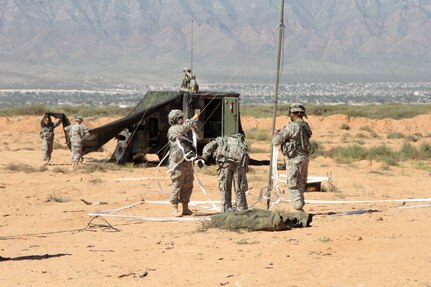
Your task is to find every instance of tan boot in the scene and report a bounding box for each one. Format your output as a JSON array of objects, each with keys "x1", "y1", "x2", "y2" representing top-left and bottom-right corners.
[
  {"x1": 172, "y1": 204, "x2": 182, "y2": 217},
  {"x1": 182, "y1": 202, "x2": 193, "y2": 216}
]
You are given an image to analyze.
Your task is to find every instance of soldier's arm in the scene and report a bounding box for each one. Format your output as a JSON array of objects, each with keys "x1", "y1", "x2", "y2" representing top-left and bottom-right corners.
[
  {"x1": 53, "y1": 119, "x2": 62, "y2": 128},
  {"x1": 272, "y1": 125, "x2": 292, "y2": 146},
  {"x1": 202, "y1": 140, "x2": 218, "y2": 160}
]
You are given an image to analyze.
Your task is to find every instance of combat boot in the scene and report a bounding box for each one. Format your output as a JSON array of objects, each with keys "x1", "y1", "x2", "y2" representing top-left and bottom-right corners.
[
  {"x1": 172, "y1": 204, "x2": 182, "y2": 217},
  {"x1": 181, "y1": 202, "x2": 193, "y2": 216}
]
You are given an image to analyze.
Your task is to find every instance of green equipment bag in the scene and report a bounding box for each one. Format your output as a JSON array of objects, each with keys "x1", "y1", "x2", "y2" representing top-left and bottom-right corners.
[{"x1": 210, "y1": 209, "x2": 313, "y2": 231}]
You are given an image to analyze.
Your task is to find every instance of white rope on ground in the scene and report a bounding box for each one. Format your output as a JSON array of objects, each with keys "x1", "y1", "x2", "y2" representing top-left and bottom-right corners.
[
  {"x1": 275, "y1": 198, "x2": 431, "y2": 204},
  {"x1": 398, "y1": 203, "x2": 431, "y2": 209},
  {"x1": 95, "y1": 200, "x2": 145, "y2": 215},
  {"x1": 194, "y1": 164, "x2": 221, "y2": 212},
  {"x1": 112, "y1": 177, "x2": 160, "y2": 181},
  {"x1": 88, "y1": 213, "x2": 211, "y2": 222}
]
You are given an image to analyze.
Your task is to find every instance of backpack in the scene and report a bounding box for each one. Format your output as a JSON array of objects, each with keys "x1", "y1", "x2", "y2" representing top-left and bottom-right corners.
[{"x1": 221, "y1": 133, "x2": 248, "y2": 164}]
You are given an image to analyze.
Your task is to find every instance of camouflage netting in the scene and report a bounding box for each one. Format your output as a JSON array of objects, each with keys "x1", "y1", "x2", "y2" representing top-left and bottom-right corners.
[
  {"x1": 210, "y1": 208, "x2": 313, "y2": 231},
  {"x1": 77, "y1": 91, "x2": 182, "y2": 154}
]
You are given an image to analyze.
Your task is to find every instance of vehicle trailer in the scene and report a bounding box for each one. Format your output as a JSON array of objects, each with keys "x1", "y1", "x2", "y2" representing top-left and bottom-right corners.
[{"x1": 112, "y1": 91, "x2": 243, "y2": 164}]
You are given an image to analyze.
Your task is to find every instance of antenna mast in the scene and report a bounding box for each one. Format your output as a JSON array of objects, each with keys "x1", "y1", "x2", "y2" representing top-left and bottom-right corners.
[
  {"x1": 266, "y1": 0, "x2": 285, "y2": 209},
  {"x1": 191, "y1": 19, "x2": 194, "y2": 72}
]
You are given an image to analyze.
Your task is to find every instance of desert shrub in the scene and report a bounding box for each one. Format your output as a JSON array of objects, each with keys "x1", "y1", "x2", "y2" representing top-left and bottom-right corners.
[
  {"x1": 339, "y1": 124, "x2": 351, "y2": 130},
  {"x1": 4, "y1": 163, "x2": 46, "y2": 173},
  {"x1": 47, "y1": 193, "x2": 69, "y2": 203},
  {"x1": 81, "y1": 163, "x2": 121, "y2": 173},
  {"x1": 355, "y1": 133, "x2": 369, "y2": 139},
  {"x1": 52, "y1": 167, "x2": 68, "y2": 173},
  {"x1": 400, "y1": 142, "x2": 420, "y2": 160},
  {"x1": 309, "y1": 140, "x2": 324, "y2": 158},
  {"x1": 406, "y1": 134, "x2": 421, "y2": 142},
  {"x1": 245, "y1": 127, "x2": 271, "y2": 141},
  {"x1": 418, "y1": 142, "x2": 431, "y2": 159},
  {"x1": 327, "y1": 145, "x2": 367, "y2": 163},
  {"x1": 0, "y1": 104, "x2": 129, "y2": 117},
  {"x1": 53, "y1": 142, "x2": 68, "y2": 150},
  {"x1": 387, "y1": 132, "x2": 406, "y2": 139},
  {"x1": 248, "y1": 144, "x2": 268, "y2": 153},
  {"x1": 0, "y1": 104, "x2": 48, "y2": 116},
  {"x1": 359, "y1": 125, "x2": 373, "y2": 133},
  {"x1": 367, "y1": 145, "x2": 396, "y2": 161},
  {"x1": 353, "y1": 139, "x2": 365, "y2": 145}
]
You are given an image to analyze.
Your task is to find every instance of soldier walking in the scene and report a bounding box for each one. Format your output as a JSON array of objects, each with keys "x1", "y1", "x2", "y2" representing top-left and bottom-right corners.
[
  {"x1": 201, "y1": 133, "x2": 249, "y2": 212},
  {"x1": 40, "y1": 113, "x2": 62, "y2": 165},
  {"x1": 64, "y1": 116, "x2": 89, "y2": 167},
  {"x1": 272, "y1": 103, "x2": 312, "y2": 212},
  {"x1": 167, "y1": 109, "x2": 202, "y2": 217}
]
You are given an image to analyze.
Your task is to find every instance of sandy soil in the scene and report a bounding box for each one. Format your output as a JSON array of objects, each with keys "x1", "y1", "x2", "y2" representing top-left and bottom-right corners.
[{"x1": 0, "y1": 115, "x2": 430, "y2": 287}]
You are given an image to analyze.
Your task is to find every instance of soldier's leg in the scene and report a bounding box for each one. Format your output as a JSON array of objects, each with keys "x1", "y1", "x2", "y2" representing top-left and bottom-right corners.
[
  {"x1": 46, "y1": 140, "x2": 53, "y2": 162},
  {"x1": 169, "y1": 164, "x2": 185, "y2": 205},
  {"x1": 41, "y1": 139, "x2": 49, "y2": 162},
  {"x1": 234, "y1": 165, "x2": 248, "y2": 210},
  {"x1": 218, "y1": 165, "x2": 233, "y2": 212},
  {"x1": 297, "y1": 158, "x2": 309, "y2": 193},
  {"x1": 286, "y1": 158, "x2": 304, "y2": 211},
  {"x1": 180, "y1": 162, "x2": 194, "y2": 203},
  {"x1": 71, "y1": 144, "x2": 78, "y2": 166}
]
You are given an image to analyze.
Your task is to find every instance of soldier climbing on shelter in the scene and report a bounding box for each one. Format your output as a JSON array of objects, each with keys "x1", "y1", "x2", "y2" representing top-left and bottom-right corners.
[
  {"x1": 167, "y1": 109, "x2": 202, "y2": 217},
  {"x1": 40, "y1": 113, "x2": 62, "y2": 165},
  {"x1": 64, "y1": 116, "x2": 89, "y2": 167},
  {"x1": 272, "y1": 103, "x2": 312, "y2": 212},
  {"x1": 180, "y1": 67, "x2": 199, "y2": 93},
  {"x1": 201, "y1": 133, "x2": 249, "y2": 212}
]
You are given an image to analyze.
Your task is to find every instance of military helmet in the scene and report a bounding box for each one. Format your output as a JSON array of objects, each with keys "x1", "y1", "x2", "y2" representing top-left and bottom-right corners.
[
  {"x1": 168, "y1": 109, "x2": 184, "y2": 125},
  {"x1": 183, "y1": 67, "x2": 191, "y2": 72},
  {"x1": 289, "y1": 103, "x2": 306, "y2": 114},
  {"x1": 76, "y1": 116, "x2": 83, "y2": 122}
]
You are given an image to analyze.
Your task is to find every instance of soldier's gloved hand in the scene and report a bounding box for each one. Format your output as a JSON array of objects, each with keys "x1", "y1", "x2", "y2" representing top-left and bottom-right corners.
[{"x1": 197, "y1": 160, "x2": 204, "y2": 169}]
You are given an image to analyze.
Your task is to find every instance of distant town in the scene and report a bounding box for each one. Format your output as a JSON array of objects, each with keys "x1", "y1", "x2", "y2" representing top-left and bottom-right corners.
[{"x1": 0, "y1": 82, "x2": 430, "y2": 108}]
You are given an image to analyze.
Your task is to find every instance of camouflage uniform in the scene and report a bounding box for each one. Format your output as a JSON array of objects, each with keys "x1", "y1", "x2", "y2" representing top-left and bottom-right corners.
[
  {"x1": 202, "y1": 133, "x2": 249, "y2": 212},
  {"x1": 272, "y1": 105, "x2": 312, "y2": 211},
  {"x1": 64, "y1": 120, "x2": 89, "y2": 165},
  {"x1": 40, "y1": 116, "x2": 61, "y2": 163},
  {"x1": 167, "y1": 110, "x2": 202, "y2": 207}
]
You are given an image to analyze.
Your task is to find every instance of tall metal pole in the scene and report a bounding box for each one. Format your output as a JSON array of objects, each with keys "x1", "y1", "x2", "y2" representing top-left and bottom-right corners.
[
  {"x1": 191, "y1": 19, "x2": 194, "y2": 72},
  {"x1": 266, "y1": 0, "x2": 285, "y2": 210}
]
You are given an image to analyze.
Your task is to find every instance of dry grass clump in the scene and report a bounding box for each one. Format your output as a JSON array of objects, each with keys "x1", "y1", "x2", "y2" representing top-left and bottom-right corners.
[
  {"x1": 53, "y1": 142, "x2": 69, "y2": 150},
  {"x1": 4, "y1": 163, "x2": 47, "y2": 173},
  {"x1": 46, "y1": 193, "x2": 70, "y2": 203},
  {"x1": 80, "y1": 163, "x2": 121, "y2": 173},
  {"x1": 245, "y1": 127, "x2": 272, "y2": 141},
  {"x1": 52, "y1": 167, "x2": 68, "y2": 173}
]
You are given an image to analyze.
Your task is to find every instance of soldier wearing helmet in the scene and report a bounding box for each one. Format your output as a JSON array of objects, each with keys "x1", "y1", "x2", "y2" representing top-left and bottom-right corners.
[
  {"x1": 180, "y1": 67, "x2": 199, "y2": 93},
  {"x1": 39, "y1": 113, "x2": 62, "y2": 165},
  {"x1": 272, "y1": 103, "x2": 312, "y2": 212},
  {"x1": 167, "y1": 109, "x2": 202, "y2": 217},
  {"x1": 64, "y1": 116, "x2": 89, "y2": 167}
]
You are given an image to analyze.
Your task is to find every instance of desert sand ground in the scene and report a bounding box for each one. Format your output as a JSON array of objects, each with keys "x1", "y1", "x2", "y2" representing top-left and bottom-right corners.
[{"x1": 0, "y1": 115, "x2": 430, "y2": 287}]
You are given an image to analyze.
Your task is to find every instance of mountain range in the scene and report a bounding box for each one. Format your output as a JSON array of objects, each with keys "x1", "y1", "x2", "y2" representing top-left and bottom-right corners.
[{"x1": 0, "y1": 0, "x2": 430, "y2": 89}]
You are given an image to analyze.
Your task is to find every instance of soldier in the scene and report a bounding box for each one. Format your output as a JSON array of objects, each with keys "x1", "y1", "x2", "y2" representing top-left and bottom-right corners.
[
  {"x1": 167, "y1": 109, "x2": 202, "y2": 217},
  {"x1": 180, "y1": 67, "x2": 199, "y2": 93},
  {"x1": 64, "y1": 116, "x2": 89, "y2": 167},
  {"x1": 40, "y1": 113, "x2": 62, "y2": 165},
  {"x1": 201, "y1": 133, "x2": 249, "y2": 212},
  {"x1": 272, "y1": 103, "x2": 312, "y2": 212}
]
